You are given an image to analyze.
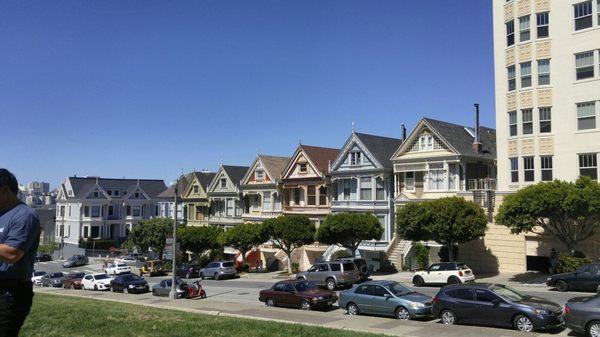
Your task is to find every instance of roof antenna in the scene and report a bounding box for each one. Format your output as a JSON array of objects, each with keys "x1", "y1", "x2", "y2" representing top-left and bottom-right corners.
[
  {"x1": 299, "y1": 139, "x2": 302, "y2": 146},
  {"x1": 352, "y1": 121, "x2": 356, "y2": 133},
  {"x1": 136, "y1": 179, "x2": 140, "y2": 186}
]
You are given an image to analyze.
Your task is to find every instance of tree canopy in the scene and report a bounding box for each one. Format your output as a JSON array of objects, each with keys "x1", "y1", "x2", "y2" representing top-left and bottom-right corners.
[
  {"x1": 264, "y1": 215, "x2": 315, "y2": 273},
  {"x1": 316, "y1": 213, "x2": 383, "y2": 255},
  {"x1": 178, "y1": 225, "x2": 223, "y2": 258},
  {"x1": 396, "y1": 197, "x2": 488, "y2": 261},
  {"x1": 126, "y1": 217, "x2": 172, "y2": 259},
  {"x1": 496, "y1": 177, "x2": 600, "y2": 253},
  {"x1": 220, "y1": 222, "x2": 268, "y2": 266}
]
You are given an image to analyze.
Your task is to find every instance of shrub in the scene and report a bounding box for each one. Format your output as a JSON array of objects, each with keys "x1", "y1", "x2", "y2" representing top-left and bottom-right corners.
[
  {"x1": 437, "y1": 245, "x2": 459, "y2": 262},
  {"x1": 38, "y1": 242, "x2": 59, "y2": 254},
  {"x1": 330, "y1": 250, "x2": 352, "y2": 260},
  {"x1": 556, "y1": 253, "x2": 592, "y2": 273},
  {"x1": 413, "y1": 242, "x2": 429, "y2": 270}
]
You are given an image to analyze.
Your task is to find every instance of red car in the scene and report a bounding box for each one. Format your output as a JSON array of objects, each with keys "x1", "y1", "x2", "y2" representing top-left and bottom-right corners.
[
  {"x1": 63, "y1": 272, "x2": 85, "y2": 289},
  {"x1": 259, "y1": 280, "x2": 338, "y2": 310}
]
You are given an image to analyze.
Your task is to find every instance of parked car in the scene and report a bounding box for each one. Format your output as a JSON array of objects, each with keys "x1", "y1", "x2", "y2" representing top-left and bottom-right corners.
[
  {"x1": 63, "y1": 272, "x2": 86, "y2": 289},
  {"x1": 432, "y1": 283, "x2": 564, "y2": 332},
  {"x1": 336, "y1": 258, "x2": 370, "y2": 281},
  {"x1": 177, "y1": 263, "x2": 201, "y2": 279},
  {"x1": 35, "y1": 253, "x2": 52, "y2": 262},
  {"x1": 565, "y1": 294, "x2": 600, "y2": 337},
  {"x1": 296, "y1": 261, "x2": 360, "y2": 290},
  {"x1": 42, "y1": 272, "x2": 65, "y2": 287},
  {"x1": 546, "y1": 263, "x2": 600, "y2": 292},
  {"x1": 110, "y1": 274, "x2": 149, "y2": 294},
  {"x1": 152, "y1": 278, "x2": 188, "y2": 298},
  {"x1": 63, "y1": 254, "x2": 89, "y2": 268},
  {"x1": 105, "y1": 263, "x2": 132, "y2": 275},
  {"x1": 81, "y1": 273, "x2": 113, "y2": 291},
  {"x1": 339, "y1": 280, "x2": 432, "y2": 320},
  {"x1": 199, "y1": 261, "x2": 237, "y2": 280},
  {"x1": 259, "y1": 279, "x2": 337, "y2": 310},
  {"x1": 412, "y1": 262, "x2": 475, "y2": 286},
  {"x1": 31, "y1": 271, "x2": 47, "y2": 286}
]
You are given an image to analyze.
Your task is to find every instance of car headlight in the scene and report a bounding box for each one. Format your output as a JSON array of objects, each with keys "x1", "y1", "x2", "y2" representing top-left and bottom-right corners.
[
  {"x1": 129, "y1": 285, "x2": 135, "y2": 288},
  {"x1": 534, "y1": 308, "x2": 550, "y2": 315},
  {"x1": 410, "y1": 302, "x2": 426, "y2": 309},
  {"x1": 546, "y1": 277, "x2": 552, "y2": 282},
  {"x1": 312, "y1": 296, "x2": 324, "y2": 301}
]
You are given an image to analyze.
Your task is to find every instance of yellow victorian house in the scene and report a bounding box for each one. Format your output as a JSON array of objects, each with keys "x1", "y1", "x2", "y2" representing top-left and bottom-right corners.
[{"x1": 181, "y1": 171, "x2": 216, "y2": 227}]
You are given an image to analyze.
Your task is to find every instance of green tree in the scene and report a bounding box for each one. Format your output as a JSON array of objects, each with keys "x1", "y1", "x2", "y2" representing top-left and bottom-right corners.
[
  {"x1": 178, "y1": 226, "x2": 223, "y2": 259},
  {"x1": 315, "y1": 213, "x2": 383, "y2": 256},
  {"x1": 126, "y1": 218, "x2": 172, "y2": 259},
  {"x1": 396, "y1": 197, "x2": 487, "y2": 261},
  {"x1": 264, "y1": 215, "x2": 315, "y2": 274},
  {"x1": 496, "y1": 177, "x2": 600, "y2": 254},
  {"x1": 220, "y1": 222, "x2": 268, "y2": 268}
]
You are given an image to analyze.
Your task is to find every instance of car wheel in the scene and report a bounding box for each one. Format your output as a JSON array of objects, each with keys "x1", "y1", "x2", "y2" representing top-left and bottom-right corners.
[
  {"x1": 325, "y1": 278, "x2": 336, "y2": 291},
  {"x1": 346, "y1": 302, "x2": 359, "y2": 316},
  {"x1": 440, "y1": 309, "x2": 457, "y2": 325},
  {"x1": 447, "y1": 276, "x2": 461, "y2": 285},
  {"x1": 587, "y1": 320, "x2": 600, "y2": 337},
  {"x1": 300, "y1": 299, "x2": 311, "y2": 311},
  {"x1": 214, "y1": 273, "x2": 219, "y2": 280},
  {"x1": 395, "y1": 306, "x2": 410, "y2": 320},
  {"x1": 82, "y1": 284, "x2": 86, "y2": 290},
  {"x1": 266, "y1": 298, "x2": 275, "y2": 307},
  {"x1": 124, "y1": 287, "x2": 128, "y2": 294},
  {"x1": 94, "y1": 285, "x2": 98, "y2": 291},
  {"x1": 412, "y1": 276, "x2": 424, "y2": 287},
  {"x1": 201, "y1": 291, "x2": 206, "y2": 299},
  {"x1": 514, "y1": 314, "x2": 534, "y2": 333},
  {"x1": 556, "y1": 280, "x2": 569, "y2": 292},
  {"x1": 152, "y1": 289, "x2": 157, "y2": 296},
  {"x1": 200, "y1": 273, "x2": 205, "y2": 280}
]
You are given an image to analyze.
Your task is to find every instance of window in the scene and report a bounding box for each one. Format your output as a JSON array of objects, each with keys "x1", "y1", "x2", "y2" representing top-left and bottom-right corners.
[
  {"x1": 579, "y1": 153, "x2": 598, "y2": 179},
  {"x1": 519, "y1": 15, "x2": 530, "y2": 42},
  {"x1": 83, "y1": 227, "x2": 89, "y2": 238},
  {"x1": 576, "y1": 51, "x2": 595, "y2": 80},
  {"x1": 319, "y1": 186, "x2": 327, "y2": 205},
  {"x1": 507, "y1": 66, "x2": 516, "y2": 91},
  {"x1": 360, "y1": 177, "x2": 372, "y2": 200},
  {"x1": 91, "y1": 206, "x2": 101, "y2": 217},
  {"x1": 372, "y1": 286, "x2": 389, "y2": 297},
  {"x1": 507, "y1": 111, "x2": 518, "y2": 136},
  {"x1": 404, "y1": 172, "x2": 415, "y2": 191},
  {"x1": 126, "y1": 205, "x2": 131, "y2": 216},
  {"x1": 541, "y1": 156, "x2": 553, "y2": 181},
  {"x1": 132, "y1": 206, "x2": 141, "y2": 217},
  {"x1": 574, "y1": 1, "x2": 593, "y2": 30},
  {"x1": 255, "y1": 170, "x2": 264, "y2": 182},
  {"x1": 293, "y1": 188, "x2": 302, "y2": 205},
  {"x1": 537, "y1": 59, "x2": 550, "y2": 85},
  {"x1": 90, "y1": 226, "x2": 100, "y2": 238},
  {"x1": 68, "y1": 206, "x2": 71, "y2": 216},
  {"x1": 134, "y1": 192, "x2": 140, "y2": 198},
  {"x1": 520, "y1": 62, "x2": 531, "y2": 88},
  {"x1": 355, "y1": 285, "x2": 371, "y2": 295},
  {"x1": 263, "y1": 192, "x2": 271, "y2": 210},
  {"x1": 226, "y1": 198, "x2": 234, "y2": 216},
  {"x1": 428, "y1": 167, "x2": 445, "y2": 191},
  {"x1": 93, "y1": 191, "x2": 99, "y2": 198},
  {"x1": 106, "y1": 189, "x2": 112, "y2": 196},
  {"x1": 298, "y1": 163, "x2": 307, "y2": 173},
  {"x1": 510, "y1": 157, "x2": 519, "y2": 183},
  {"x1": 193, "y1": 185, "x2": 199, "y2": 193},
  {"x1": 108, "y1": 205, "x2": 114, "y2": 216},
  {"x1": 536, "y1": 12, "x2": 549, "y2": 38},
  {"x1": 577, "y1": 102, "x2": 597, "y2": 130},
  {"x1": 307, "y1": 186, "x2": 316, "y2": 205},
  {"x1": 539, "y1": 107, "x2": 552, "y2": 133},
  {"x1": 524, "y1": 156, "x2": 535, "y2": 182},
  {"x1": 220, "y1": 178, "x2": 227, "y2": 189},
  {"x1": 342, "y1": 180, "x2": 352, "y2": 200},
  {"x1": 376, "y1": 177, "x2": 385, "y2": 200},
  {"x1": 475, "y1": 289, "x2": 499, "y2": 303},
  {"x1": 522, "y1": 109, "x2": 533, "y2": 134},
  {"x1": 329, "y1": 263, "x2": 341, "y2": 271},
  {"x1": 350, "y1": 152, "x2": 362, "y2": 166},
  {"x1": 446, "y1": 289, "x2": 473, "y2": 301},
  {"x1": 506, "y1": 20, "x2": 515, "y2": 46},
  {"x1": 114, "y1": 190, "x2": 119, "y2": 197}
]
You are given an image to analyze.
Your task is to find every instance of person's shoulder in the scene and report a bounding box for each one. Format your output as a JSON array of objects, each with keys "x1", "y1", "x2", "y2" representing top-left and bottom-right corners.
[{"x1": 13, "y1": 204, "x2": 40, "y2": 222}]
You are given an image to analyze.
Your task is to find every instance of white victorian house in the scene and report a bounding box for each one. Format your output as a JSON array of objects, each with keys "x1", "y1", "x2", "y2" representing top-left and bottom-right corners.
[{"x1": 207, "y1": 165, "x2": 249, "y2": 229}]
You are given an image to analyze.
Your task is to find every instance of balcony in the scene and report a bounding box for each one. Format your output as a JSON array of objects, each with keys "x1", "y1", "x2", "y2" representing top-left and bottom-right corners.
[
  {"x1": 467, "y1": 178, "x2": 496, "y2": 191},
  {"x1": 208, "y1": 215, "x2": 243, "y2": 224},
  {"x1": 331, "y1": 200, "x2": 389, "y2": 209},
  {"x1": 283, "y1": 206, "x2": 330, "y2": 214}
]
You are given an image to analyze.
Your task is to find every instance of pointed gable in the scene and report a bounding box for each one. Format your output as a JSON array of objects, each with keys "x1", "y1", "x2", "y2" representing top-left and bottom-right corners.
[
  {"x1": 242, "y1": 155, "x2": 290, "y2": 185},
  {"x1": 282, "y1": 145, "x2": 339, "y2": 180},
  {"x1": 208, "y1": 165, "x2": 249, "y2": 194},
  {"x1": 332, "y1": 132, "x2": 403, "y2": 171}
]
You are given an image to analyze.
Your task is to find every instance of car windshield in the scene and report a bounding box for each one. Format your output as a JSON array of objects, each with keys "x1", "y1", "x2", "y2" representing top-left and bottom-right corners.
[
  {"x1": 294, "y1": 281, "x2": 318, "y2": 292},
  {"x1": 95, "y1": 274, "x2": 109, "y2": 280},
  {"x1": 457, "y1": 263, "x2": 469, "y2": 270},
  {"x1": 49, "y1": 273, "x2": 63, "y2": 278},
  {"x1": 33, "y1": 271, "x2": 46, "y2": 276},
  {"x1": 122, "y1": 275, "x2": 141, "y2": 282},
  {"x1": 117, "y1": 264, "x2": 128, "y2": 267},
  {"x1": 386, "y1": 282, "x2": 414, "y2": 296},
  {"x1": 71, "y1": 273, "x2": 85, "y2": 279},
  {"x1": 489, "y1": 285, "x2": 526, "y2": 302}
]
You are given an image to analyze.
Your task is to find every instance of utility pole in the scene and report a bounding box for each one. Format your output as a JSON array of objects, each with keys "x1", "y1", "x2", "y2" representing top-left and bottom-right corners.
[{"x1": 169, "y1": 181, "x2": 178, "y2": 300}]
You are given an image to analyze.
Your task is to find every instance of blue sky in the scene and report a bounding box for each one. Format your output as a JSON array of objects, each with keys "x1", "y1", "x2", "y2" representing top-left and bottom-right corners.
[{"x1": 0, "y1": 1, "x2": 495, "y2": 188}]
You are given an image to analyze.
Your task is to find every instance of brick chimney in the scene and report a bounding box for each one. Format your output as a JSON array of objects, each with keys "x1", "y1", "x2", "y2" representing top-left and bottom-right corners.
[{"x1": 472, "y1": 103, "x2": 482, "y2": 153}]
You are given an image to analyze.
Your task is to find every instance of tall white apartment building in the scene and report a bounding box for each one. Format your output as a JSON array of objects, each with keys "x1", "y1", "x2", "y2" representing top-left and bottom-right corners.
[{"x1": 495, "y1": 0, "x2": 600, "y2": 191}]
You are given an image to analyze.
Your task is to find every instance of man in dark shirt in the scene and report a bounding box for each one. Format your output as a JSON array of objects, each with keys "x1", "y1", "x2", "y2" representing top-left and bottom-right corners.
[{"x1": 0, "y1": 169, "x2": 40, "y2": 337}]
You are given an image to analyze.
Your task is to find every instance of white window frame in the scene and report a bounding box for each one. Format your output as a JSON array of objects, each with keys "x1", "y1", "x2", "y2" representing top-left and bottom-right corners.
[
  {"x1": 404, "y1": 172, "x2": 415, "y2": 192},
  {"x1": 262, "y1": 192, "x2": 271, "y2": 211},
  {"x1": 506, "y1": 20, "x2": 515, "y2": 46},
  {"x1": 510, "y1": 157, "x2": 519, "y2": 183},
  {"x1": 575, "y1": 51, "x2": 595, "y2": 80},
  {"x1": 523, "y1": 156, "x2": 535, "y2": 182},
  {"x1": 509, "y1": 111, "x2": 518, "y2": 136},
  {"x1": 577, "y1": 101, "x2": 597, "y2": 130},
  {"x1": 522, "y1": 109, "x2": 533, "y2": 135},
  {"x1": 350, "y1": 152, "x2": 362, "y2": 166},
  {"x1": 255, "y1": 170, "x2": 264, "y2": 182},
  {"x1": 220, "y1": 178, "x2": 227, "y2": 189},
  {"x1": 507, "y1": 66, "x2": 516, "y2": 91},
  {"x1": 574, "y1": 1, "x2": 593, "y2": 31},
  {"x1": 298, "y1": 163, "x2": 308, "y2": 173},
  {"x1": 537, "y1": 59, "x2": 550, "y2": 85},
  {"x1": 519, "y1": 15, "x2": 530, "y2": 42},
  {"x1": 536, "y1": 12, "x2": 549, "y2": 38},
  {"x1": 579, "y1": 153, "x2": 598, "y2": 180},
  {"x1": 520, "y1": 62, "x2": 532, "y2": 88},
  {"x1": 541, "y1": 156, "x2": 553, "y2": 181},
  {"x1": 539, "y1": 107, "x2": 552, "y2": 133}
]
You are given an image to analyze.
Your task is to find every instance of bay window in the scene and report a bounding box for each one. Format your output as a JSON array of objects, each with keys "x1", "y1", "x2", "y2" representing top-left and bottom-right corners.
[
  {"x1": 376, "y1": 177, "x2": 385, "y2": 200},
  {"x1": 263, "y1": 192, "x2": 271, "y2": 211},
  {"x1": 307, "y1": 186, "x2": 316, "y2": 205},
  {"x1": 404, "y1": 172, "x2": 415, "y2": 191},
  {"x1": 360, "y1": 177, "x2": 372, "y2": 200},
  {"x1": 428, "y1": 163, "x2": 445, "y2": 191}
]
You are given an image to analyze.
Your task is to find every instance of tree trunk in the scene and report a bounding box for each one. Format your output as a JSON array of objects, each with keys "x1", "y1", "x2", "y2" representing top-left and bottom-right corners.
[
  {"x1": 240, "y1": 249, "x2": 246, "y2": 268},
  {"x1": 448, "y1": 245, "x2": 454, "y2": 262},
  {"x1": 285, "y1": 247, "x2": 293, "y2": 275}
]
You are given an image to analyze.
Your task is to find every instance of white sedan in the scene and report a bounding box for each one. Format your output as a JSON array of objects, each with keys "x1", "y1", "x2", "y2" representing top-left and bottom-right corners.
[
  {"x1": 31, "y1": 271, "x2": 47, "y2": 286},
  {"x1": 105, "y1": 263, "x2": 132, "y2": 275},
  {"x1": 81, "y1": 273, "x2": 113, "y2": 291}
]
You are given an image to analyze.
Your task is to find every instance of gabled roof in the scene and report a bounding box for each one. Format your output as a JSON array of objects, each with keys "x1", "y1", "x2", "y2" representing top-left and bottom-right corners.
[
  {"x1": 65, "y1": 177, "x2": 167, "y2": 199},
  {"x1": 353, "y1": 132, "x2": 403, "y2": 168},
  {"x1": 258, "y1": 155, "x2": 290, "y2": 181},
  {"x1": 222, "y1": 165, "x2": 250, "y2": 188},
  {"x1": 423, "y1": 118, "x2": 496, "y2": 159},
  {"x1": 192, "y1": 171, "x2": 217, "y2": 190},
  {"x1": 298, "y1": 145, "x2": 339, "y2": 174},
  {"x1": 157, "y1": 172, "x2": 195, "y2": 199}
]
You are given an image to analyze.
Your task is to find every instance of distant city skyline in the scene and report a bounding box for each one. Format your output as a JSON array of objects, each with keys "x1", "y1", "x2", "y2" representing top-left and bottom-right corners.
[{"x1": 1, "y1": 1, "x2": 495, "y2": 188}]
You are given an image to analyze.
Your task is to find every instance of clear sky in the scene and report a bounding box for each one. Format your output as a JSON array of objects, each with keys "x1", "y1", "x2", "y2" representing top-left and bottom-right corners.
[{"x1": 1, "y1": 0, "x2": 495, "y2": 188}]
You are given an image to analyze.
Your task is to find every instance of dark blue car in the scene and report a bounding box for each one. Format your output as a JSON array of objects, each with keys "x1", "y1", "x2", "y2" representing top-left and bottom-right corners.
[{"x1": 432, "y1": 283, "x2": 564, "y2": 332}]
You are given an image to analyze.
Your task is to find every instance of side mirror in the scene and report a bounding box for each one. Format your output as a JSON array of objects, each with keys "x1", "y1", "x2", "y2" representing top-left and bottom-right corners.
[
  {"x1": 492, "y1": 299, "x2": 501, "y2": 307},
  {"x1": 384, "y1": 293, "x2": 392, "y2": 299}
]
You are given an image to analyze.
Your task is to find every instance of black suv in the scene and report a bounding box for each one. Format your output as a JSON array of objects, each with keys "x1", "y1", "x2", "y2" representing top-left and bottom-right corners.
[
  {"x1": 546, "y1": 263, "x2": 600, "y2": 292},
  {"x1": 176, "y1": 263, "x2": 202, "y2": 279},
  {"x1": 432, "y1": 283, "x2": 564, "y2": 332}
]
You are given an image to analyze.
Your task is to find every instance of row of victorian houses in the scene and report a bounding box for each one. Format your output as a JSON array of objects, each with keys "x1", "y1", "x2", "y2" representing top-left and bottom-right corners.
[{"x1": 55, "y1": 114, "x2": 497, "y2": 272}]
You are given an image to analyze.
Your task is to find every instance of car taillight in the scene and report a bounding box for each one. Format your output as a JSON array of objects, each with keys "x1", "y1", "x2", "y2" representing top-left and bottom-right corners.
[
  {"x1": 565, "y1": 305, "x2": 570, "y2": 315},
  {"x1": 458, "y1": 270, "x2": 463, "y2": 277},
  {"x1": 432, "y1": 296, "x2": 439, "y2": 303}
]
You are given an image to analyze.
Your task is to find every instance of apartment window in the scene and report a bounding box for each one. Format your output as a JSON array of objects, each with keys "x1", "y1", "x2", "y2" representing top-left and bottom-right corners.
[
  {"x1": 293, "y1": 188, "x2": 301, "y2": 205},
  {"x1": 60, "y1": 206, "x2": 65, "y2": 217},
  {"x1": 539, "y1": 107, "x2": 552, "y2": 133},
  {"x1": 510, "y1": 158, "x2": 519, "y2": 183},
  {"x1": 91, "y1": 206, "x2": 101, "y2": 217},
  {"x1": 536, "y1": 12, "x2": 549, "y2": 38},
  {"x1": 360, "y1": 177, "x2": 372, "y2": 200},
  {"x1": 298, "y1": 163, "x2": 307, "y2": 173},
  {"x1": 520, "y1": 62, "x2": 532, "y2": 88},
  {"x1": 376, "y1": 177, "x2": 385, "y2": 200},
  {"x1": 506, "y1": 20, "x2": 515, "y2": 46},
  {"x1": 509, "y1": 111, "x2": 518, "y2": 136},
  {"x1": 507, "y1": 66, "x2": 516, "y2": 91},
  {"x1": 519, "y1": 16, "x2": 530, "y2": 42},
  {"x1": 580, "y1": 153, "x2": 598, "y2": 179},
  {"x1": 598, "y1": 0, "x2": 600, "y2": 25},
  {"x1": 574, "y1": 1, "x2": 593, "y2": 30},
  {"x1": 541, "y1": 156, "x2": 553, "y2": 181},
  {"x1": 350, "y1": 152, "x2": 362, "y2": 166},
  {"x1": 428, "y1": 163, "x2": 445, "y2": 191},
  {"x1": 83, "y1": 206, "x2": 90, "y2": 217},
  {"x1": 404, "y1": 172, "x2": 415, "y2": 191},
  {"x1": 418, "y1": 134, "x2": 434, "y2": 151},
  {"x1": 226, "y1": 199, "x2": 234, "y2": 216},
  {"x1": 255, "y1": 170, "x2": 264, "y2": 182},
  {"x1": 576, "y1": 51, "x2": 595, "y2": 80},
  {"x1": 537, "y1": 59, "x2": 550, "y2": 85},
  {"x1": 307, "y1": 186, "x2": 316, "y2": 205},
  {"x1": 193, "y1": 185, "x2": 199, "y2": 193},
  {"x1": 523, "y1": 156, "x2": 535, "y2": 182},
  {"x1": 522, "y1": 109, "x2": 533, "y2": 134},
  {"x1": 342, "y1": 180, "x2": 352, "y2": 200},
  {"x1": 220, "y1": 178, "x2": 227, "y2": 188},
  {"x1": 317, "y1": 186, "x2": 326, "y2": 205},
  {"x1": 577, "y1": 102, "x2": 597, "y2": 130},
  {"x1": 263, "y1": 192, "x2": 271, "y2": 210}
]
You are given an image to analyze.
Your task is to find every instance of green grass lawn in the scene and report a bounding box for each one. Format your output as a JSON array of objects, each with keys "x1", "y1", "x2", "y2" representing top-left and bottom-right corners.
[{"x1": 21, "y1": 293, "x2": 383, "y2": 337}]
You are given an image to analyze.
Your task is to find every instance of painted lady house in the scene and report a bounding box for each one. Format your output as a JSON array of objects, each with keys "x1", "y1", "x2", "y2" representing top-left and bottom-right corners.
[{"x1": 207, "y1": 165, "x2": 249, "y2": 229}]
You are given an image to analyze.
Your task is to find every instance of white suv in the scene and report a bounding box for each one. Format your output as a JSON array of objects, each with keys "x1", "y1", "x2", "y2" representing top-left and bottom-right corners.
[{"x1": 412, "y1": 262, "x2": 475, "y2": 286}]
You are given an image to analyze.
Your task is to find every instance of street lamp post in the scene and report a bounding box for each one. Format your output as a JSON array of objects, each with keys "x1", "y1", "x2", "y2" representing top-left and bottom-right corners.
[{"x1": 169, "y1": 182, "x2": 178, "y2": 300}]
